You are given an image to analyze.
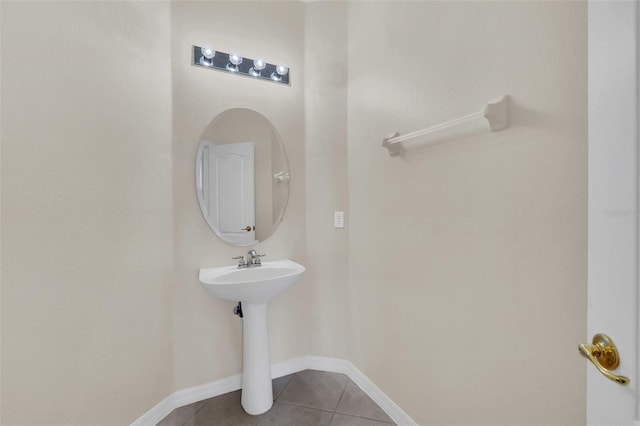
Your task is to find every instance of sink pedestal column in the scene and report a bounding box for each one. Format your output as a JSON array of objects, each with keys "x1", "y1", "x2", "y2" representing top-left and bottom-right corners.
[{"x1": 241, "y1": 302, "x2": 273, "y2": 415}]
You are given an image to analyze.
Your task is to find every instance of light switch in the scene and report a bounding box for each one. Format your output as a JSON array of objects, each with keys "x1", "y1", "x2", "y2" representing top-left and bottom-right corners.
[{"x1": 334, "y1": 211, "x2": 345, "y2": 228}]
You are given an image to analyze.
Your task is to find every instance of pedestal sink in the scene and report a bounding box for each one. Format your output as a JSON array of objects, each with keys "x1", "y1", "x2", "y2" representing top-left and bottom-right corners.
[{"x1": 199, "y1": 259, "x2": 305, "y2": 415}]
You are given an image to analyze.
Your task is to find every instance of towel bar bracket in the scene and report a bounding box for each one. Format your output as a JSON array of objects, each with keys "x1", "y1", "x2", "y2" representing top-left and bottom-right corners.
[{"x1": 381, "y1": 132, "x2": 402, "y2": 156}]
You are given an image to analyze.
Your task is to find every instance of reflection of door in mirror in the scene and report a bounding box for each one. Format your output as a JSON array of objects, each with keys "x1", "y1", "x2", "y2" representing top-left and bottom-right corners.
[
  {"x1": 196, "y1": 108, "x2": 290, "y2": 246},
  {"x1": 200, "y1": 141, "x2": 257, "y2": 245}
]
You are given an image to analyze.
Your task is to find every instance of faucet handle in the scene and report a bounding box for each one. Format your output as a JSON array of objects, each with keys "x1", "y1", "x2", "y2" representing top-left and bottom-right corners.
[
  {"x1": 232, "y1": 255, "x2": 245, "y2": 266},
  {"x1": 254, "y1": 254, "x2": 266, "y2": 264}
]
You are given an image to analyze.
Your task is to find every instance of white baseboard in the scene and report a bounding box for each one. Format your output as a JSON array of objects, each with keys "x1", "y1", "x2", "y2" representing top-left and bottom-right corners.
[
  {"x1": 303, "y1": 356, "x2": 417, "y2": 426},
  {"x1": 132, "y1": 394, "x2": 174, "y2": 426},
  {"x1": 132, "y1": 356, "x2": 416, "y2": 426},
  {"x1": 131, "y1": 374, "x2": 242, "y2": 426}
]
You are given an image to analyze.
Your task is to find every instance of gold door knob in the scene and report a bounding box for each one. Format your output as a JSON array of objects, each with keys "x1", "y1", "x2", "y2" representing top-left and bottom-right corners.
[
  {"x1": 579, "y1": 333, "x2": 630, "y2": 385},
  {"x1": 241, "y1": 226, "x2": 255, "y2": 232}
]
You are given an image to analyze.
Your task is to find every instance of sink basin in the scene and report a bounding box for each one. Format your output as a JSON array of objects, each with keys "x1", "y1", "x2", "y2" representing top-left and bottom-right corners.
[
  {"x1": 198, "y1": 258, "x2": 305, "y2": 416},
  {"x1": 199, "y1": 259, "x2": 305, "y2": 304}
]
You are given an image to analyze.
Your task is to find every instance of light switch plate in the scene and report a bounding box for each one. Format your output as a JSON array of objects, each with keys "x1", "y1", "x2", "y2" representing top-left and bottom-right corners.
[{"x1": 334, "y1": 211, "x2": 345, "y2": 228}]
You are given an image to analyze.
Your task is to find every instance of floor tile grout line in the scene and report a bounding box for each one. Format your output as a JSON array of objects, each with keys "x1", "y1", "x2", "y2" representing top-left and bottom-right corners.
[
  {"x1": 275, "y1": 400, "x2": 339, "y2": 414},
  {"x1": 272, "y1": 372, "x2": 352, "y2": 419},
  {"x1": 255, "y1": 411, "x2": 265, "y2": 426},
  {"x1": 273, "y1": 373, "x2": 295, "y2": 401},
  {"x1": 327, "y1": 380, "x2": 349, "y2": 426},
  {"x1": 275, "y1": 370, "x2": 348, "y2": 413},
  {"x1": 334, "y1": 407, "x2": 396, "y2": 424},
  {"x1": 274, "y1": 372, "x2": 294, "y2": 401},
  {"x1": 333, "y1": 412, "x2": 396, "y2": 425},
  {"x1": 178, "y1": 401, "x2": 207, "y2": 426},
  {"x1": 333, "y1": 379, "x2": 396, "y2": 425},
  {"x1": 333, "y1": 377, "x2": 349, "y2": 411}
]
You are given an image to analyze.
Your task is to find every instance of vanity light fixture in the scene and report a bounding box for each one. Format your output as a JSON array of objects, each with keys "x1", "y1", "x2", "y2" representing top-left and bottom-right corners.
[{"x1": 192, "y1": 45, "x2": 290, "y2": 85}]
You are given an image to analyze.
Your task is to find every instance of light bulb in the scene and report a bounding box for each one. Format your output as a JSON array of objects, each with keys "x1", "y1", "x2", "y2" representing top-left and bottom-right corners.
[
  {"x1": 229, "y1": 52, "x2": 243, "y2": 66},
  {"x1": 249, "y1": 57, "x2": 267, "y2": 77},
  {"x1": 276, "y1": 65, "x2": 288, "y2": 76},
  {"x1": 271, "y1": 64, "x2": 288, "y2": 81},
  {"x1": 201, "y1": 46, "x2": 215, "y2": 60},
  {"x1": 253, "y1": 57, "x2": 266, "y2": 71}
]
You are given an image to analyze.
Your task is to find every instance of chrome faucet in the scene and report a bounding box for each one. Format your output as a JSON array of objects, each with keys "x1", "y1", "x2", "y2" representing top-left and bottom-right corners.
[
  {"x1": 233, "y1": 250, "x2": 265, "y2": 268},
  {"x1": 246, "y1": 250, "x2": 258, "y2": 265},
  {"x1": 247, "y1": 250, "x2": 265, "y2": 266}
]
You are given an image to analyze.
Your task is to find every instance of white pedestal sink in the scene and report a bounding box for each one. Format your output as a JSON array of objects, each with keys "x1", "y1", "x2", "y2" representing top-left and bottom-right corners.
[{"x1": 199, "y1": 259, "x2": 305, "y2": 415}]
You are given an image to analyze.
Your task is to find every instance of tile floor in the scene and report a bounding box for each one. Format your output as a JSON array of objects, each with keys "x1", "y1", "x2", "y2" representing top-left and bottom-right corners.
[{"x1": 157, "y1": 369, "x2": 396, "y2": 426}]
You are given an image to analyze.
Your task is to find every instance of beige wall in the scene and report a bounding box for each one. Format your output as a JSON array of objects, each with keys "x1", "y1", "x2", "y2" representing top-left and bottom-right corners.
[
  {"x1": 169, "y1": 0, "x2": 308, "y2": 392},
  {"x1": 304, "y1": 2, "x2": 351, "y2": 359},
  {"x1": 1, "y1": 2, "x2": 174, "y2": 425},
  {"x1": 346, "y1": 1, "x2": 587, "y2": 425}
]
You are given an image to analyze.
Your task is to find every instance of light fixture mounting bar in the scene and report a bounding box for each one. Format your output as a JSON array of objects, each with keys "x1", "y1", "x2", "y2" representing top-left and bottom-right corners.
[{"x1": 192, "y1": 45, "x2": 290, "y2": 85}]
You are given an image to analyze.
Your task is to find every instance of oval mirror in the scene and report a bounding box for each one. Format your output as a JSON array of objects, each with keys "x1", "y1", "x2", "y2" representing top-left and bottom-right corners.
[{"x1": 196, "y1": 108, "x2": 290, "y2": 246}]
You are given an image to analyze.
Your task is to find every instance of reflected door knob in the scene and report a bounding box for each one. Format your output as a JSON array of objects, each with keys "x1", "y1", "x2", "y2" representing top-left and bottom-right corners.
[{"x1": 241, "y1": 226, "x2": 255, "y2": 232}]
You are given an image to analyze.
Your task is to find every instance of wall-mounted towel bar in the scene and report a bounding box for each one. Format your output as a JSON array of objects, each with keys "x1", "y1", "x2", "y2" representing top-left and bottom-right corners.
[{"x1": 381, "y1": 95, "x2": 509, "y2": 156}]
